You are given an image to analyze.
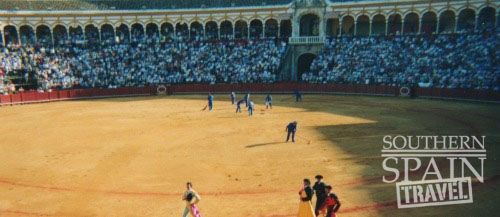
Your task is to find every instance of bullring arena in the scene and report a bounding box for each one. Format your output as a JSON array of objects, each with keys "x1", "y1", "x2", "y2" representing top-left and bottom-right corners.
[
  {"x1": 0, "y1": 90, "x2": 499, "y2": 217},
  {"x1": 1, "y1": 0, "x2": 500, "y2": 216}
]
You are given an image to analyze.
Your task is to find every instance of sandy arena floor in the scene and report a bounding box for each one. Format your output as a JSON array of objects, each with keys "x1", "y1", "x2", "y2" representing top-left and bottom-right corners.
[{"x1": 0, "y1": 94, "x2": 499, "y2": 217}]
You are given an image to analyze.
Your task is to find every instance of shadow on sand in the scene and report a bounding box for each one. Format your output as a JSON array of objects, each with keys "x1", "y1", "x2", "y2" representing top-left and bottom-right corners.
[{"x1": 67, "y1": 93, "x2": 500, "y2": 216}]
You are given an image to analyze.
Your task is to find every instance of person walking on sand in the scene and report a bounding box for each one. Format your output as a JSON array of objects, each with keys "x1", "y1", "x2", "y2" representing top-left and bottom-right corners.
[
  {"x1": 182, "y1": 182, "x2": 202, "y2": 217},
  {"x1": 297, "y1": 178, "x2": 316, "y2": 217}
]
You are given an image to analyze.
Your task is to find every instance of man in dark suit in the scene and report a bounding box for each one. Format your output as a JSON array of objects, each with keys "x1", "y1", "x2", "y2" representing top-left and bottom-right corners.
[{"x1": 313, "y1": 175, "x2": 326, "y2": 216}]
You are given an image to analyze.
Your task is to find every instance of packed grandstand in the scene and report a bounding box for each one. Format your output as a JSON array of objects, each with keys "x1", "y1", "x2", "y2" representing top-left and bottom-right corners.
[{"x1": 0, "y1": 0, "x2": 499, "y2": 95}]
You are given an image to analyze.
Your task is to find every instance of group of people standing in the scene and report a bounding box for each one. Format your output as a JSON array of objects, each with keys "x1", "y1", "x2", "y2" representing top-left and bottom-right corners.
[
  {"x1": 233, "y1": 92, "x2": 258, "y2": 116},
  {"x1": 199, "y1": 92, "x2": 342, "y2": 217},
  {"x1": 209, "y1": 92, "x2": 274, "y2": 116},
  {"x1": 209, "y1": 91, "x2": 303, "y2": 116},
  {"x1": 298, "y1": 175, "x2": 341, "y2": 217},
  {"x1": 182, "y1": 176, "x2": 340, "y2": 217},
  {"x1": 207, "y1": 92, "x2": 303, "y2": 143}
]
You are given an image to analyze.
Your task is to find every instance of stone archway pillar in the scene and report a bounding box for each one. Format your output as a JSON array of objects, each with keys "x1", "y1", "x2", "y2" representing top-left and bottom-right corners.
[
  {"x1": 385, "y1": 19, "x2": 389, "y2": 35},
  {"x1": 2, "y1": 28, "x2": 6, "y2": 45},
  {"x1": 218, "y1": 23, "x2": 221, "y2": 39},
  {"x1": 16, "y1": 26, "x2": 21, "y2": 44},
  {"x1": 418, "y1": 18, "x2": 423, "y2": 34},
  {"x1": 354, "y1": 21, "x2": 357, "y2": 35}
]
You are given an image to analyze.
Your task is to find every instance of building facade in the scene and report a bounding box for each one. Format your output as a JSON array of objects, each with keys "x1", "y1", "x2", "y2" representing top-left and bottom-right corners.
[
  {"x1": 0, "y1": 0, "x2": 498, "y2": 45},
  {"x1": 0, "y1": 0, "x2": 498, "y2": 80}
]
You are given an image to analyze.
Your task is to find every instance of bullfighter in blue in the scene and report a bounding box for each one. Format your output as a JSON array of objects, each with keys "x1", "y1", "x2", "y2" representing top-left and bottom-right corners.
[
  {"x1": 231, "y1": 92, "x2": 236, "y2": 105},
  {"x1": 286, "y1": 121, "x2": 298, "y2": 142},
  {"x1": 208, "y1": 93, "x2": 214, "y2": 111},
  {"x1": 236, "y1": 98, "x2": 245, "y2": 113}
]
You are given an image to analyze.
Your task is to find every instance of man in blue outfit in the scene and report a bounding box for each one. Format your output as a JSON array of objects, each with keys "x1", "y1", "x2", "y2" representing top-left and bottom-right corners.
[
  {"x1": 265, "y1": 94, "x2": 272, "y2": 109},
  {"x1": 245, "y1": 93, "x2": 250, "y2": 107},
  {"x1": 248, "y1": 101, "x2": 254, "y2": 116},
  {"x1": 236, "y1": 98, "x2": 245, "y2": 113},
  {"x1": 208, "y1": 93, "x2": 214, "y2": 111},
  {"x1": 295, "y1": 90, "x2": 302, "y2": 102},
  {"x1": 286, "y1": 121, "x2": 297, "y2": 142}
]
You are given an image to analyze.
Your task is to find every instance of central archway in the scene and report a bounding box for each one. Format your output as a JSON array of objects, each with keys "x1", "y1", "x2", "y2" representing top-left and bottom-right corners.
[
  {"x1": 300, "y1": 14, "x2": 320, "y2": 36},
  {"x1": 297, "y1": 53, "x2": 317, "y2": 81}
]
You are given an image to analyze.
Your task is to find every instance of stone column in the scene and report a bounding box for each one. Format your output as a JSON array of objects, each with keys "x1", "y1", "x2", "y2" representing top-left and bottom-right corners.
[
  {"x1": 2, "y1": 29, "x2": 6, "y2": 45},
  {"x1": 16, "y1": 26, "x2": 21, "y2": 44},
  {"x1": 277, "y1": 23, "x2": 280, "y2": 38},
  {"x1": 128, "y1": 27, "x2": 131, "y2": 41},
  {"x1": 369, "y1": 20, "x2": 373, "y2": 35},
  {"x1": 354, "y1": 21, "x2": 357, "y2": 35},
  {"x1": 319, "y1": 16, "x2": 325, "y2": 37},
  {"x1": 262, "y1": 23, "x2": 265, "y2": 38},
  {"x1": 339, "y1": 20, "x2": 343, "y2": 36},
  {"x1": 401, "y1": 20, "x2": 405, "y2": 35},
  {"x1": 51, "y1": 29, "x2": 55, "y2": 45},
  {"x1": 436, "y1": 17, "x2": 441, "y2": 34},
  {"x1": 385, "y1": 19, "x2": 389, "y2": 35},
  {"x1": 418, "y1": 18, "x2": 423, "y2": 34}
]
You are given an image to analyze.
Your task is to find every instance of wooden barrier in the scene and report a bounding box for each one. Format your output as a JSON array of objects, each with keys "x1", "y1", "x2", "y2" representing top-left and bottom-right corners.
[
  {"x1": 0, "y1": 86, "x2": 153, "y2": 106},
  {"x1": 1, "y1": 84, "x2": 498, "y2": 106}
]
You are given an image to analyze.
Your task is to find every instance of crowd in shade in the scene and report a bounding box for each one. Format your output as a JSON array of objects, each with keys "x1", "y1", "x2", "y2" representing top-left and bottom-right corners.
[
  {"x1": 2, "y1": 27, "x2": 500, "y2": 94},
  {"x1": 302, "y1": 32, "x2": 500, "y2": 90},
  {"x1": 0, "y1": 31, "x2": 286, "y2": 93}
]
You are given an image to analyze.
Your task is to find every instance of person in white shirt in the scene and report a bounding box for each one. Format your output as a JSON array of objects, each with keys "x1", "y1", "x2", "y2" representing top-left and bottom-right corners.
[{"x1": 182, "y1": 182, "x2": 202, "y2": 217}]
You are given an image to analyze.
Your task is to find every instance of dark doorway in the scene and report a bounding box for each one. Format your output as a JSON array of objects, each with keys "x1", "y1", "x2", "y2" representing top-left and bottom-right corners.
[
  {"x1": 297, "y1": 53, "x2": 317, "y2": 81},
  {"x1": 300, "y1": 14, "x2": 320, "y2": 36}
]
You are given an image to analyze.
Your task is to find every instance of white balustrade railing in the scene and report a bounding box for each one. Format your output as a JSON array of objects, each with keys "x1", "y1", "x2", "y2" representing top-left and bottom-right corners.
[{"x1": 288, "y1": 36, "x2": 326, "y2": 45}]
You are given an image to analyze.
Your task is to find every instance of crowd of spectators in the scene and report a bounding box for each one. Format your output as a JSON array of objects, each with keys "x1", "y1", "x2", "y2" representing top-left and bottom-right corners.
[
  {"x1": 0, "y1": 32, "x2": 286, "y2": 94},
  {"x1": 302, "y1": 33, "x2": 499, "y2": 90},
  {"x1": 2, "y1": 28, "x2": 500, "y2": 94}
]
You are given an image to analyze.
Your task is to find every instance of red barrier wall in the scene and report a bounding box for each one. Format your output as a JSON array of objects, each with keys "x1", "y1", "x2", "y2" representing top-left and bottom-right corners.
[
  {"x1": 0, "y1": 86, "x2": 153, "y2": 106},
  {"x1": 1, "y1": 84, "x2": 498, "y2": 106}
]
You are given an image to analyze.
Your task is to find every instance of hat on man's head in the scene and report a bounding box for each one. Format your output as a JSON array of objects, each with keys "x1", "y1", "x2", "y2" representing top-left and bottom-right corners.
[{"x1": 315, "y1": 175, "x2": 323, "y2": 179}]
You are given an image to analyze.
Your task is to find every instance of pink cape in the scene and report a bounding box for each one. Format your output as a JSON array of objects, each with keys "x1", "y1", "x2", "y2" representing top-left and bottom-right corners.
[{"x1": 191, "y1": 204, "x2": 202, "y2": 217}]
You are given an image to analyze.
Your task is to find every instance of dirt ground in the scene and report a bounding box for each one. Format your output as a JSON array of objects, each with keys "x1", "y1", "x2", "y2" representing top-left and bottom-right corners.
[{"x1": 0, "y1": 94, "x2": 499, "y2": 217}]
